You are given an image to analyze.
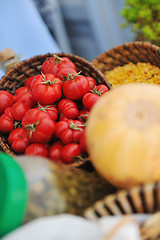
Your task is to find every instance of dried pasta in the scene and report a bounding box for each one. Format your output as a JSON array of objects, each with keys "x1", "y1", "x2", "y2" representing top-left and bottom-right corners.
[{"x1": 105, "y1": 62, "x2": 160, "y2": 88}]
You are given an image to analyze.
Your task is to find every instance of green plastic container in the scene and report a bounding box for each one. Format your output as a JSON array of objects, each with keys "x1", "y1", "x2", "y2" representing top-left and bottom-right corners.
[{"x1": 0, "y1": 153, "x2": 27, "y2": 237}]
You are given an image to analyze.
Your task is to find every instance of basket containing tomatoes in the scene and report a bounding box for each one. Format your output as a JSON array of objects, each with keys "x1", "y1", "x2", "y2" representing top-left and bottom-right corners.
[{"x1": 0, "y1": 53, "x2": 111, "y2": 167}]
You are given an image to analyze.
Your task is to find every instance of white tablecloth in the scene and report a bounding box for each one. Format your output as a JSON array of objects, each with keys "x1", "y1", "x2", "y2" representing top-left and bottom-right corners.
[{"x1": 2, "y1": 214, "x2": 150, "y2": 240}]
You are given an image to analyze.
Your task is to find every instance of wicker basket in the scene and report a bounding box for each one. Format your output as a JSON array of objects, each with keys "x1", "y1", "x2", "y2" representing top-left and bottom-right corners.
[
  {"x1": 83, "y1": 181, "x2": 160, "y2": 240},
  {"x1": 92, "y1": 41, "x2": 160, "y2": 74},
  {"x1": 84, "y1": 181, "x2": 160, "y2": 219},
  {"x1": 0, "y1": 52, "x2": 111, "y2": 167}
]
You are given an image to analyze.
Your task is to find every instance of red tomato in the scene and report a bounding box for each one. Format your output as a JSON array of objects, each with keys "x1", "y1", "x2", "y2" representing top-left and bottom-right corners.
[
  {"x1": 24, "y1": 76, "x2": 35, "y2": 88},
  {"x1": 62, "y1": 74, "x2": 89, "y2": 100},
  {"x1": 31, "y1": 73, "x2": 63, "y2": 105},
  {"x1": 4, "y1": 107, "x2": 14, "y2": 120},
  {"x1": 0, "y1": 114, "x2": 14, "y2": 133},
  {"x1": 58, "y1": 99, "x2": 79, "y2": 119},
  {"x1": 78, "y1": 108, "x2": 90, "y2": 123},
  {"x1": 59, "y1": 115, "x2": 70, "y2": 122},
  {"x1": 37, "y1": 103, "x2": 58, "y2": 121},
  {"x1": 42, "y1": 55, "x2": 76, "y2": 75},
  {"x1": 55, "y1": 56, "x2": 76, "y2": 70},
  {"x1": 0, "y1": 107, "x2": 23, "y2": 133},
  {"x1": 11, "y1": 102, "x2": 30, "y2": 121},
  {"x1": 22, "y1": 108, "x2": 56, "y2": 143},
  {"x1": 56, "y1": 67, "x2": 77, "y2": 81},
  {"x1": 43, "y1": 142, "x2": 51, "y2": 151},
  {"x1": 96, "y1": 84, "x2": 109, "y2": 94},
  {"x1": 61, "y1": 143, "x2": 82, "y2": 164},
  {"x1": 82, "y1": 92, "x2": 99, "y2": 110},
  {"x1": 8, "y1": 127, "x2": 30, "y2": 153},
  {"x1": 55, "y1": 119, "x2": 85, "y2": 144},
  {"x1": 49, "y1": 141, "x2": 64, "y2": 163},
  {"x1": 15, "y1": 89, "x2": 36, "y2": 108},
  {"x1": 14, "y1": 86, "x2": 31, "y2": 96},
  {"x1": 4, "y1": 107, "x2": 22, "y2": 129},
  {"x1": 82, "y1": 85, "x2": 109, "y2": 110},
  {"x1": 86, "y1": 77, "x2": 96, "y2": 91},
  {"x1": 42, "y1": 57, "x2": 58, "y2": 75},
  {"x1": 25, "y1": 143, "x2": 48, "y2": 157},
  {"x1": 0, "y1": 90, "x2": 14, "y2": 115},
  {"x1": 79, "y1": 129, "x2": 88, "y2": 153}
]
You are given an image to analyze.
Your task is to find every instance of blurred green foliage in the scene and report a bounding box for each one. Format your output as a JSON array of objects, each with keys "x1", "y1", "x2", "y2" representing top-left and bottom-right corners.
[{"x1": 121, "y1": 0, "x2": 160, "y2": 46}]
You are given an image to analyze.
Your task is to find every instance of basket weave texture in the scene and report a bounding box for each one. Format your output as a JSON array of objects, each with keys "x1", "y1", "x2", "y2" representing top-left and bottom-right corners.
[
  {"x1": 0, "y1": 53, "x2": 111, "y2": 161},
  {"x1": 92, "y1": 41, "x2": 160, "y2": 73}
]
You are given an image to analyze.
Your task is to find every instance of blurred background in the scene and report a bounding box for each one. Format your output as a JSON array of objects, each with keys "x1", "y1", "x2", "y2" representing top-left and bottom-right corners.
[
  {"x1": 32, "y1": 0, "x2": 135, "y2": 61},
  {"x1": 1, "y1": 0, "x2": 159, "y2": 76},
  {"x1": 0, "y1": 0, "x2": 134, "y2": 59}
]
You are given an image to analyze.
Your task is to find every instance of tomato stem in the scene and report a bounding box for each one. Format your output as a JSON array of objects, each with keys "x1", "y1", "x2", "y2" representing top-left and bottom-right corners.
[
  {"x1": 14, "y1": 121, "x2": 21, "y2": 129},
  {"x1": 71, "y1": 154, "x2": 88, "y2": 162},
  {"x1": 38, "y1": 103, "x2": 54, "y2": 112},
  {"x1": 91, "y1": 86, "x2": 103, "y2": 96},
  {"x1": 24, "y1": 121, "x2": 39, "y2": 137},
  {"x1": 66, "y1": 71, "x2": 82, "y2": 80},
  {"x1": 69, "y1": 122, "x2": 85, "y2": 130},
  {"x1": 79, "y1": 115, "x2": 88, "y2": 125},
  {"x1": 53, "y1": 54, "x2": 62, "y2": 64},
  {"x1": 39, "y1": 72, "x2": 58, "y2": 85}
]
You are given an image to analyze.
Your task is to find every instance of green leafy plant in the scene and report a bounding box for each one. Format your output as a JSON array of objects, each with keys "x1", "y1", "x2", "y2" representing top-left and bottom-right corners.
[{"x1": 121, "y1": 0, "x2": 160, "y2": 46}]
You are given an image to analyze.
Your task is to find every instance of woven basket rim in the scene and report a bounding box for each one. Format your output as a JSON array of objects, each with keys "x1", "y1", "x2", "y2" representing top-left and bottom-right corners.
[
  {"x1": 1, "y1": 51, "x2": 111, "y2": 89},
  {"x1": 93, "y1": 41, "x2": 160, "y2": 61},
  {"x1": 2, "y1": 52, "x2": 105, "y2": 78}
]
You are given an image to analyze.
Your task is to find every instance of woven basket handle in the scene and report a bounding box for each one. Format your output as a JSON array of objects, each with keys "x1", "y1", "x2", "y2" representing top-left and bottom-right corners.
[{"x1": 0, "y1": 48, "x2": 21, "y2": 73}]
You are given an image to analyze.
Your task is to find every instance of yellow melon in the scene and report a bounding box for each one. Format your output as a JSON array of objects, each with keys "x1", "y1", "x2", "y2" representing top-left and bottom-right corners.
[{"x1": 86, "y1": 83, "x2": 160, "y2": 189}]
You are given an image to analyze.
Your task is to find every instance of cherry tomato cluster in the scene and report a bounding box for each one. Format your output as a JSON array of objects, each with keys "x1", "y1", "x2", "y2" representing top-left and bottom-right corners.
[{"x1": 0, "y1": 54, "x2": 109, "y2": 164}]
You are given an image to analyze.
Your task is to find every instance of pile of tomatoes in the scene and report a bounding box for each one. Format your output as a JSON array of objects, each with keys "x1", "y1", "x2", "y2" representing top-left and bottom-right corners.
[{"x1": 0, "y1": 55, "x2": 109, "y2": 164}]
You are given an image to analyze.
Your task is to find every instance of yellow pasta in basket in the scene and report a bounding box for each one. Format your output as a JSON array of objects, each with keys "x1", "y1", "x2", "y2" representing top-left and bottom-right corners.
[{"x1": 105, "y1": 62, "x2": 160, "y2": 88}]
